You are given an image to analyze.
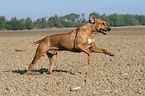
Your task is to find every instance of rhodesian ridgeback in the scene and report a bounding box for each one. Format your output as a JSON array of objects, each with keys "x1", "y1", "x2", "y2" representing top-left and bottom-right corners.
[{"x1": 16, "y1": 14, "x2": 114, "y2": 74}]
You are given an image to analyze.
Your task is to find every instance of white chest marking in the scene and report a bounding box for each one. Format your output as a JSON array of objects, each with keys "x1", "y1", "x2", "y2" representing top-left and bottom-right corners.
[{"x1": 88, "y1": 39, "x2": 94, "y2": 44}]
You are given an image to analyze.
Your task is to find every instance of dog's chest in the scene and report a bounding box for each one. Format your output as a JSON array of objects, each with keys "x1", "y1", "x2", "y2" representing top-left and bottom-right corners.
[{"x1": 87, "y1": 38, "x2": 94, "y2": 44}]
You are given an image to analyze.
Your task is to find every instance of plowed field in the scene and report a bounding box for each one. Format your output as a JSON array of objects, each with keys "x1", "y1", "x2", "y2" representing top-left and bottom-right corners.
[{"x1": 0, "y1": 27, "x2": 144, "y2": 96}]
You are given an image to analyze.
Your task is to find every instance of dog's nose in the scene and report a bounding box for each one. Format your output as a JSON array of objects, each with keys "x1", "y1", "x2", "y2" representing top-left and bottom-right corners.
[{"x1": 108, "y1": 27, "x2": 111, "y2": 31}]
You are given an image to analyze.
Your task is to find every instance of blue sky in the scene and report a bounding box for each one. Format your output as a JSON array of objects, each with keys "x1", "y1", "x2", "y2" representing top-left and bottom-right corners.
[{"x1": 0, "y1": 0, "x2": 145, "y2": 21}]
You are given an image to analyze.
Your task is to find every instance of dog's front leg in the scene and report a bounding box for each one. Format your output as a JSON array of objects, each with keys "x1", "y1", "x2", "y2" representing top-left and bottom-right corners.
[
  {"x1": 91, "y1": 44, "x2": 114, "y2": 56},
  {"x1": 76, "y1": 44, "x2": 92, "y2": 64}
]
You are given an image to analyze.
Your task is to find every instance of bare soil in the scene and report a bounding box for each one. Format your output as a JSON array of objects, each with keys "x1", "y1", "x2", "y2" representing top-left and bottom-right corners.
[{"x1": 0, "y1": 27, "x2": 144, "y2": 96}]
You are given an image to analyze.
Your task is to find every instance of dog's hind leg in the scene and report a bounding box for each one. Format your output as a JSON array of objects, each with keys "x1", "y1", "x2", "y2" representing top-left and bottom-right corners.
[
  {"x1": 46, "y1": 51, "x2": 57, "y2": 74},
  {"x1": 26, "y1": 42, "x2": 51, "y2": 74},
  {"x1": 27, "y1": 53, "x2": 42, "y2": 74},
  {"x1": 26, "y1": 48, "x2": 45, "y2": 74}
]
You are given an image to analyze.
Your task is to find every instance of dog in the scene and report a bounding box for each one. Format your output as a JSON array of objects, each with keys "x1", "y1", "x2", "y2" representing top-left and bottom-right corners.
[{"x1": 16, "y1": 14, "x2": 114, "y2": 74}]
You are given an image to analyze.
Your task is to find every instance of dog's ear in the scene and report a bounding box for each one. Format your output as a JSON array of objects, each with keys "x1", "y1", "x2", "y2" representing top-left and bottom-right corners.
[{"x1": 89, "y1": 14, "x2": 97, "y2": 24}]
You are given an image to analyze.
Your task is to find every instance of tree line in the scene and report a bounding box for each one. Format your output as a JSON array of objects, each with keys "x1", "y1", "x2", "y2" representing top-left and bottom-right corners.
[{"x1": 0, "y1": 12, "x2": 145, "y2": 30}]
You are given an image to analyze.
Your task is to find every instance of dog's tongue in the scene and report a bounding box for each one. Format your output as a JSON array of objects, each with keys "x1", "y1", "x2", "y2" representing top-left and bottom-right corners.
[
  {"x1": 102, "y1": 30, "x2": 107, "y2": 34},
  {"x1": 100, "y1": 30, "x2": 107, "y2": 34}
]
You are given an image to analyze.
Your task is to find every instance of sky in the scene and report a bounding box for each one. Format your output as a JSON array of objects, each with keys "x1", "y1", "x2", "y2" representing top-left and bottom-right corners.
[{"x1": 0, "y1": 0, "x2": 145, "y2": 21}]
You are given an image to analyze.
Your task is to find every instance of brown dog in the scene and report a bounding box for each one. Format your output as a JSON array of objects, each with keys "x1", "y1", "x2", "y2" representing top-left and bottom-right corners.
[{"x1": 16, "y1": 14, "x2": 114, "y2": 74}]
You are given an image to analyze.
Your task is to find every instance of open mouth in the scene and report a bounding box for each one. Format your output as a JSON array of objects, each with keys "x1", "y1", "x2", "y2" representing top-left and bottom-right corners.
[{"x1": 99, "y1": 29, "x2": 107, "y2": 35}]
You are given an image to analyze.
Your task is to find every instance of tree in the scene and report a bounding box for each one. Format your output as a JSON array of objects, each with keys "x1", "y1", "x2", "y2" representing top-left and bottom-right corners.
[
  {"x1": 81, "y1": 13, "x2": 86, "y2": 23},
  {"x1": 53, "y1": 15, "x2": 63, "y2": 28},
  {"x1": 7, "y1": 17, "x2": 18, "y2": 30},
  {"x1": 25, "y1": 17, "x2": 33, "y2": 29},
  {"x1": 64, "y1": 13, "x2": 80, "y2": 22},
  {"x1": 48, "y1": 16, "x2": 55, "y2": 27},
  {"x1": 100, "y1": 14, "x2": 110, "y2": 25},
  {"x1": 17, "y1": 19, "x2": 25, "y2": 30},
  {"x1": 5, "y1": 17, "x2": 26, "y2": 30},
  {"x1": 48, "y1": 15, "x2": 63, "y2": 28},
  {"x1": 0, "y1": 16, "x2": 7, "y2": 30},
  {"x1": 2, "y1": 12, "x2": 145, "y2": 30},
  {"x1": 34, "y1": 18, "x2": 41, "y2": 29},
  {"x1": 138, "y1": 15, "x2": 145, "y2": 25},
  {"x1": 34, "y1": 17, "x2": 48, "y2": 29},
  {"x1": 91, "y1": 12, "x2": 100, "y2": 19},
  {"x1": 5, "y1": 21, "x2": 12, "y2": 30},
  {"x1": 41, "y1": 17, "x2": 48, "y2": 28},
  {"x1": 108, "y1": 13, "x2": 121, "y2": 26},
  {"x1": 124, "y1": 14, "x2": 140, "y2": 26}
]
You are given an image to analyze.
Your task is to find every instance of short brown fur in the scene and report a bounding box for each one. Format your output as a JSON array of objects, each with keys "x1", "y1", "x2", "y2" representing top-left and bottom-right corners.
[{"x1": 16, "y1": 14, "x2": 114, "y2": 74}]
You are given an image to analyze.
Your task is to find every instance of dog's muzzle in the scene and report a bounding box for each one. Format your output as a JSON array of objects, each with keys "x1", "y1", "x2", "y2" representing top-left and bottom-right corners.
[
  {"x1": 108, "y1": 27, "x2": 111, "y2": 31},
  {"x1": 99, "y1": 29, "x2": 107, "y2": 35},
  {"x1": 99, "y1": 27, "x2": 111, "y2": 35}
]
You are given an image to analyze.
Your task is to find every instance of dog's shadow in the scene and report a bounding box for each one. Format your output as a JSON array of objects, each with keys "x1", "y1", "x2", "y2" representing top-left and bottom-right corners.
[{"x1": 11, "y1": 68, "x2": 76, "y2": 75}]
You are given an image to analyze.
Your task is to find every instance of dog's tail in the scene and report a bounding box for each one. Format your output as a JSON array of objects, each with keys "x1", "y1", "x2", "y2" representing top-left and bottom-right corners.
[{"x1": 15, "y1": 39, "x2": 42, "y2": 52}]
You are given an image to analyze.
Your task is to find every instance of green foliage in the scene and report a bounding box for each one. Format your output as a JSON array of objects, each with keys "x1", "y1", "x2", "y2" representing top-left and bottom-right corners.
[
  {"x1": 0, "y1": 16, "x2": 7, "y2": 30},
  {"x1": 108, "y1": 13, "x2": 123, "y2": 26},
  {"x1": 34, "y1": 17, "x2": 48, "y2": 29},
  {"x1": 5, "y1": 17, "x2": 33, "y2": 30},
  {"x1": 6, "y1": 17, "x2": 26, "y2": 30},
  {"x1": 91, "y1": 12, "x2": 143, "y2": 27},
  {"x1": 48, "y1": 15, "x2": 63, "y2": 28},
  {"x1": 138, "y1": 15, "x2": 145, "y2": 25},
  {"x1": 51, "y1": 14, "x2": 63, "y2": 28},
  {"x1": 47, "y1": 14, "x2": 83, "y2": 28},
  {"x1": 91, "y1": 12, "x2": 100, "y2": 18},
  {"x1": 17, "y1": 19, "x2": 25, "y2": 30},
  {"x1": 64, "y1": 13, "x2": 80, "y2": 22},
  {"x1": 123, "y1": 14, "x2": 140, "y2": 26},
  {"x1": 25, "y1": 17, "x2": 33, "y2": 29},
  {"x1": 0, "y1": 12, "x2": 145, "y2": 30}
]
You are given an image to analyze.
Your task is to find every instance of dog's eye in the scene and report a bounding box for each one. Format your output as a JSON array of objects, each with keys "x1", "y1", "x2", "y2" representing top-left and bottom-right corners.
[{"x1": 102, "y1": 23, "x2": 105, "y2": 25}]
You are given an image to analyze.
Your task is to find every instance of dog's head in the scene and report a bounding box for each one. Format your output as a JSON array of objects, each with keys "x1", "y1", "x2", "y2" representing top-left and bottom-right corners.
[{"x1": 89, "y1": 14, "x2": 111, "y2": 35}]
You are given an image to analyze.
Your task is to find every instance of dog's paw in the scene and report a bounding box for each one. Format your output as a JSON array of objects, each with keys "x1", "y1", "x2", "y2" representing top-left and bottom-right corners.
[{"x1": 110, "y1": 53, "x2": 115, "y2": 56}]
